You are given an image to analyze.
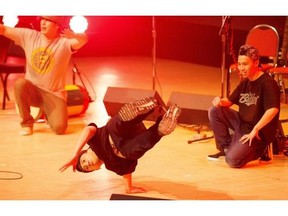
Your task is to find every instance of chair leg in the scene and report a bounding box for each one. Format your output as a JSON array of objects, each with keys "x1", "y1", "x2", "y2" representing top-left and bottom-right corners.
[
  {"x1": 1, "y1": 73, "x2": 11, "y2": 110},
  {"x1": 278, "y1": 74, "x2": 287, "y2": 103},
  {"x1": 267, "y1": 143, "x2": 273, "y2": 161},
  {"x1": 1, "y1": 73, "x2": 5, "y2": 110}
]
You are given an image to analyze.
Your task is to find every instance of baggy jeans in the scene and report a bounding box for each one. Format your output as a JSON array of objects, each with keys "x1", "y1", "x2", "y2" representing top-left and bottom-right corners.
[
  {"x1": 208, "y1": 106, "x2": 268, "y2": 168},
  {"x1": 14, "y1": 78, "x2": 68, "y2": 135}
]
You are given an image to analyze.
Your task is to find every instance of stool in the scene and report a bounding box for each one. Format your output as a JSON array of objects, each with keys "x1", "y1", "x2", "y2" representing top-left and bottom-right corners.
[{"x1": 269, "y1": 66, "x2": 288, "y2": 103}]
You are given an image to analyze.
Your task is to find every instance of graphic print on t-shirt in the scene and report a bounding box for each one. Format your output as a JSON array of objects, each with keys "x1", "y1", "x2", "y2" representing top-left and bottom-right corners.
[
  {"x1": 31, "y1": 47, "x2": 55, "y2": 74},
  {"x1": 239, "y1": 92, "x2": 259, "y2": 106}
]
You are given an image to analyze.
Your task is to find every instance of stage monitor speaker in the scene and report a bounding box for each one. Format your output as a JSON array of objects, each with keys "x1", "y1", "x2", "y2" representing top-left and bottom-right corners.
[
  {"x1": 167, "y1": 92, "x2": 216, "y2": 125},
  {"x1": 110, "y1": 193, "x2": 170, "y2": 200},
  {"x1": 103, "y1": 87, "x2": 166, "y2": 121}
]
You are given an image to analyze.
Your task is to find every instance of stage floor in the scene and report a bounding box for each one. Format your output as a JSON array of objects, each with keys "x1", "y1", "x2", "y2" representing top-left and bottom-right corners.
[{"x1": 0, "y1": 56, "x2": 288, "y2": 204}]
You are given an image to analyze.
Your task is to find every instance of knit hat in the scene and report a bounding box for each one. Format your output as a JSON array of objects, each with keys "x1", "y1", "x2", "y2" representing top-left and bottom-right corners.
[
  {"x1": 238, "y1": 44, "x2": 260, "y2": 61},
  {"x1": 75, "y1": 149, "x2": 93, "y2": 173}
]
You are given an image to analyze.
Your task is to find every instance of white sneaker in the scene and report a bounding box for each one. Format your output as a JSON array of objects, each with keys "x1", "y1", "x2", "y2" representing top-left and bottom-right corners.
[
  {"x1": 158, "y1": 104, "x2": 181, "y2": 136},
  {"x1": 20, "y1": 127, "x2": 33, "y2": 136},
  {"x1": 118, "y1": 97, "x2": 159, "y2": 122}
]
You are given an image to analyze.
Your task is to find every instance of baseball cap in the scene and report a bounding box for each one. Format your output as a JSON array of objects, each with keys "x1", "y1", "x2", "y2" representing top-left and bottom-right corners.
[{"x1": 41, "y1": 16, "x2": 65, "y2": 26}]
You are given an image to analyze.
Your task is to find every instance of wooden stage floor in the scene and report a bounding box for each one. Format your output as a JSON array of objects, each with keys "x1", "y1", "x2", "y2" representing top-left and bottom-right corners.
[{"x1": 0, "y1": 56, "x2": 287, "y2": 213}]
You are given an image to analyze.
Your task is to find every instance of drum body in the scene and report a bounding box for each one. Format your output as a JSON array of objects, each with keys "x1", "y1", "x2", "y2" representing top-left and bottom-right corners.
[{"x1": 65, "y1": 84, "x2": 90, "y2": 117}]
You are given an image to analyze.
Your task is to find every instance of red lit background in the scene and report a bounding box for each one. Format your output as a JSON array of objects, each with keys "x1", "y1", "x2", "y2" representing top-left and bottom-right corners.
[{"x1": 1, "y1": 16, "x2": 287, "y2": 68}]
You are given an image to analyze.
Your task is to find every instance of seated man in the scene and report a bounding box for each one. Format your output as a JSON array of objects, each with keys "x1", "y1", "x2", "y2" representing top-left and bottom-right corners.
[
  {"x1": 59, "y1": 97, "x2": 181, "y2": 194},
  {"x1": 207, "y1": 45, "x2": 280, "y2": 166}
]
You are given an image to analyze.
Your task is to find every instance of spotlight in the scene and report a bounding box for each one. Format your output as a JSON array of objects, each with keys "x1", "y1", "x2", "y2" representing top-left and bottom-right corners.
[
  {"x1": 69, "y1": 16, "x2": 88, "y2": 33},
  {"x1": 2, "y1": 15, "x2": 19, "y2": 27}
]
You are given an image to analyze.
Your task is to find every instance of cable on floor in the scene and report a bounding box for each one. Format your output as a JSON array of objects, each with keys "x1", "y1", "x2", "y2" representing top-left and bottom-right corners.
[{"x1": 0, "y1": 170, "x2": 23, "y2": 180}]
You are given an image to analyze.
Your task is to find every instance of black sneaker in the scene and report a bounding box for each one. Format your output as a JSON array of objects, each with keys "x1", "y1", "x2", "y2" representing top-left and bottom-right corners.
[
  {"x1": 118, "y1": 97, "x2": 158, "y2": 122},
  {"x1": 158, "y1": 104, "x2": 181, "y2": 136},
  {"x1": 284, "y1": 148, "x2": 288, "y2": 157},
  {"x1": 207, "y1": 151, "x2": 226, "y2": 161}
]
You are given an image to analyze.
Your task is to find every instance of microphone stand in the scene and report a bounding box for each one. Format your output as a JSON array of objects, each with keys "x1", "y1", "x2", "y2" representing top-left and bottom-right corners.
[
  {"x1": 219, "y1": 16, "x2": 231, "y2": 98},
  {"x1": 72, "y1": 60, "x2": 92, "y2": 103},
  {"x1": 152, "y1": 16, "x2": 156, "y2": 90},
  {"x1": 187, "y1": 135, "x2": 214, "y2": 144},
  {"x1": 187, "y1": 124, "x2": 214, "y2": 144},
  {"x1": 187, "y1": 17, "x2": 232, "y2": 144}
]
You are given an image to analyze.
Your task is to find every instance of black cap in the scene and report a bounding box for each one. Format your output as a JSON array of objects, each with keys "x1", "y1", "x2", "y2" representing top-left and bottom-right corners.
[{"x1": 75, "y1": 149, "x2": 93, "y2": 173}]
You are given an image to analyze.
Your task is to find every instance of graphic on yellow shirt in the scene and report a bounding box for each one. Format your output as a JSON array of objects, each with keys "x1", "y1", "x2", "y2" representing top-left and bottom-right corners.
[{"x1": 31, "y1": 47, "x2": 55, "y2": 74}]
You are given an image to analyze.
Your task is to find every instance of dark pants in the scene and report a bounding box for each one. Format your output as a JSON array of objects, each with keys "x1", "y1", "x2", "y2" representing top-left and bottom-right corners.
[
  {"x1": 106, "y1": 110, "x2": 162, "y2": 160},
  {"x1": 208, "y1": 106, "x2": 268, "y2": 168}
]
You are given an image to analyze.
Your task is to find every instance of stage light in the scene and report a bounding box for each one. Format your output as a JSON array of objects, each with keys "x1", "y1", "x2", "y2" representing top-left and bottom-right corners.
[
  {"x1": 69, "y1": 16, "x2": 88, "y2": 33},
  {"x1": 2, "y1": 15, "x2": 19, "y2": 27}
]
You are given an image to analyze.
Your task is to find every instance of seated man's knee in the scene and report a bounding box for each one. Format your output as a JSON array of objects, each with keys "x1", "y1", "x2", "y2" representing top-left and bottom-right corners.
[
  {"x1": 52, "y1": 122, "x2": 67, "y2": 135},
  {"x1": 208, "y1": 106, "x2": 219, "y2": 119},
  {"x1": 225, "y1": 155, "x2": 244, "y2": 168}
]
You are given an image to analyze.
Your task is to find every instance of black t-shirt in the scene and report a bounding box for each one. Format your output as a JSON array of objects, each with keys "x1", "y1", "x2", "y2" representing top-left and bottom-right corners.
[
  {"x1": 86, "y1": 123, "x2": 138, "y2": 176},
  {"x1": 228, "y1": 73, "x2": 280, "y2": 143}
]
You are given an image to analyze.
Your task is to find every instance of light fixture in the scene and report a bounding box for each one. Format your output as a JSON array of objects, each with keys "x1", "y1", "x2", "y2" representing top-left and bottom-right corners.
[
  {"x1": 69, "y1": 16, "x2": 88, "y2": 33},
  {"x1": 2, "y1": 15, "x2": 19, "y2": 27}
]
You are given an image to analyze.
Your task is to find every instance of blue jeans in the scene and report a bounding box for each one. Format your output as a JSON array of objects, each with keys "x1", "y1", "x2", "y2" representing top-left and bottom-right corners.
[{"x1": 208, "y1": 106, "x2": 267, "y2": 168}]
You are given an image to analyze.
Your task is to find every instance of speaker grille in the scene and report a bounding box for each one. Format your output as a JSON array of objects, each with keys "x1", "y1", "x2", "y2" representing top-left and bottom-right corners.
[{"x1": 168, "y1": 92, "x2": 216, "y2": 125}]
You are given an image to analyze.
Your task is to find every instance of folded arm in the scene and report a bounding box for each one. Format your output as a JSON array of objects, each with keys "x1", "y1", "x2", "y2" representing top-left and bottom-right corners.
[
  {"x1": 60, "y1": 28, "x2": 88, "y2": 51},
  {"x1": 212, "y1": 96, "x2": 233, "y2": 107}
]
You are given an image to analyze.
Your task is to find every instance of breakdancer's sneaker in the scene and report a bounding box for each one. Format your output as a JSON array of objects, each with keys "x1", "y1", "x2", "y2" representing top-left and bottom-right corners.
[
  {"x1": 118, "y1": 97, "x2": 159, "y2": 121},
  {"x1": 158, "y1": 104, "x2": 181, "y2": 136}
]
